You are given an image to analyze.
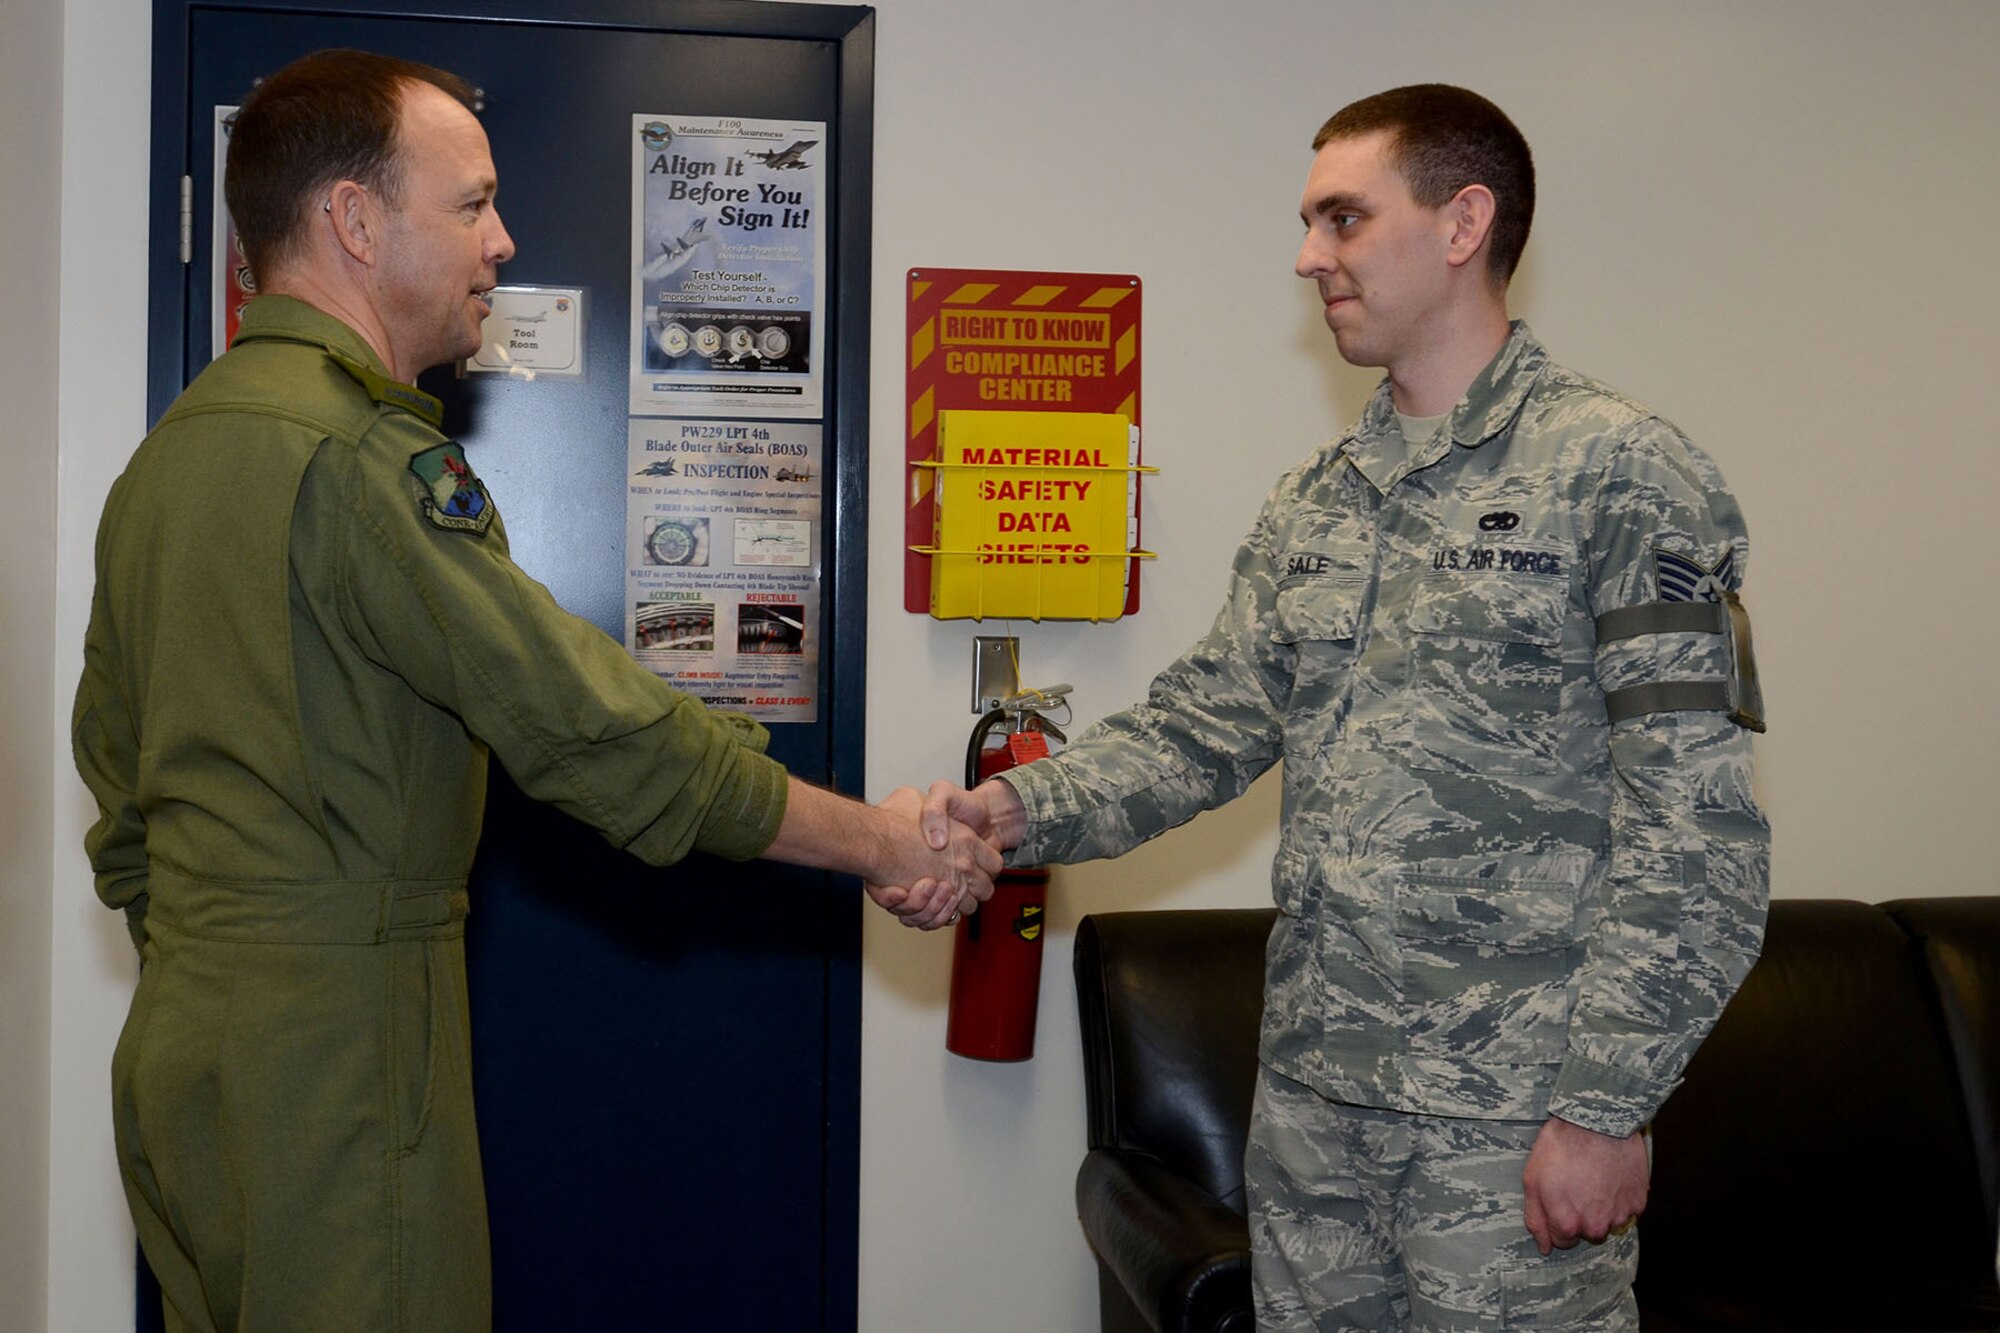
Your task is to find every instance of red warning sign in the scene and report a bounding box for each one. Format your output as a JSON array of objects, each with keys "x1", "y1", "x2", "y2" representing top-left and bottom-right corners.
[{"x1": 905, "y1": 267, "x2": 1143, "y2": 615}]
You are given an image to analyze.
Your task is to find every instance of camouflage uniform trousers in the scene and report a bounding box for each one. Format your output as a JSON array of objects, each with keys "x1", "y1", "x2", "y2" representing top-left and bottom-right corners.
[{"x1": 1247, "y1": 1064, "x2": 1639, "y2": 1332}]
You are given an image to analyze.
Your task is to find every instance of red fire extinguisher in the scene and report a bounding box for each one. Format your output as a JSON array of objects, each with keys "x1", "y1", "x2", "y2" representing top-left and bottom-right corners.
[{"x1": 945, "y1": 686, "x2": 1069, "y2": 1061}]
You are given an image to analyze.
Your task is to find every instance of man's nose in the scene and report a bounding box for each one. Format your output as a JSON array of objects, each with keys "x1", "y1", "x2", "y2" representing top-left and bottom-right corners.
[
  {"x1": 1294, "y1": 235, "x2": 1321, "y2": 279},
  {"x1": 488, "y1": 209, "x2": 516, "y2": 265}
]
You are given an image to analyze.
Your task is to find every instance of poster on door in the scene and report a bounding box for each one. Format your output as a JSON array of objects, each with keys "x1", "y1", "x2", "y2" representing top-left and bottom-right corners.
[
  {"x1": 628, "y1": 114, "x2": 826, "y2": 418},
  {"x1": 212, "y1": 106, "x2": 255, "y2": 358},
  {"x1": 625, "y1": 418, "x2": 822, "y2": 723}
]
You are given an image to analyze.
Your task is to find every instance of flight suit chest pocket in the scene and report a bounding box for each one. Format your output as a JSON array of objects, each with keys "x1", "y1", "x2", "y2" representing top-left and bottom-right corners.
[{"x1": 1406, "y1": 553, "x2": 1568, "y2": 775}]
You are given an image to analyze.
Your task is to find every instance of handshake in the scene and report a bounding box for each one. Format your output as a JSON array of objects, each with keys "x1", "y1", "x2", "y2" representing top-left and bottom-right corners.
[
  {"x1": 833, "y1": 779, "x2": 1033, "y2": 930},
  {"x1": 761, "y1": 773, "x2": 1030, "y2": 929}
]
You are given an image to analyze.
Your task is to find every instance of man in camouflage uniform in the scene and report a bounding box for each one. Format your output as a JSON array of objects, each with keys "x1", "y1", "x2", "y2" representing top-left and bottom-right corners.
[
  {"x1": 73, "y1": 49, "x2": 994, "y2": 1333},
  {"x1": 927, "y1": 85, "x2": 1768, "y2": 1330}
]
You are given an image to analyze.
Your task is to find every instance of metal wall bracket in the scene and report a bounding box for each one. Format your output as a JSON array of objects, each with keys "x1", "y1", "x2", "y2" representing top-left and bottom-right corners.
[{"x1": 972, "y1": 636, "x2": 1018, "y2": 713}]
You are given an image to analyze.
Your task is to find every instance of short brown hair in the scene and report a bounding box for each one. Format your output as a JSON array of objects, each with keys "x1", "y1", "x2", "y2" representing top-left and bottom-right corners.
[
  {"x1": 1313, "y1": 84, "x2": 1535, "y2": 282},
  {"x1": 224, "y1": 48, "x2": 476, "y2": 284}
]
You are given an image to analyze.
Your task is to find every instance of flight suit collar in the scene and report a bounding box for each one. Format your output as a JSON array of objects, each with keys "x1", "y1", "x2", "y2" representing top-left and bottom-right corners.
[
  {"x1": 230, "y1": 295, "x2": 445, "y2": 428},
  {"x1": 1336, "y1": 320, "x2": 1548, "y2": 494}
]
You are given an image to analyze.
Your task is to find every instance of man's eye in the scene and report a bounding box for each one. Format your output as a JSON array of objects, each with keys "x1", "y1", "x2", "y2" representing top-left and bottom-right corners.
[{"x1": 1333, "y1": 212, "x2": 1360, "y2": 230}]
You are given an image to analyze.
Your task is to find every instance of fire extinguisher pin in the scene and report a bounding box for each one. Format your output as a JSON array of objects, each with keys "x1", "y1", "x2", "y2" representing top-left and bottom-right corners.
[{"x1": 999, "y1": 683, "x2": 1072, "y2": 712}]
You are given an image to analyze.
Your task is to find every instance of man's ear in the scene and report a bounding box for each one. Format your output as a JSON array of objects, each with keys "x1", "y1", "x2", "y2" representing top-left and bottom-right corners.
[
  {"x1": 1443, "y1": 183, "x2": 1498, "y2": 271},
  {"x1": 324, "y1": 179, "x2": 376, "y2": 266}
]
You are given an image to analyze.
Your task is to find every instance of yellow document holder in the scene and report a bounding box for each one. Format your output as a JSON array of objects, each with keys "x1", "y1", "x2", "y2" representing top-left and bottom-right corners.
[{"x1": 912, "y1": 408, "x2": 1156, "y2": 621}]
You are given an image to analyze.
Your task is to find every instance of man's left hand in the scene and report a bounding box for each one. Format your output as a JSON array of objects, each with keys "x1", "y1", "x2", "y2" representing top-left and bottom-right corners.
[{"x1": 1521, "y1": 1116, "x2": 1649, "y2": 1255}]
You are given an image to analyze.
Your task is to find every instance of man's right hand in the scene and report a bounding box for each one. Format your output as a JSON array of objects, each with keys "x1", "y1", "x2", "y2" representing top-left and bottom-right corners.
[
  {"x1": 863, "y1": 785, "x2": 1002, "y2": 929},
  {"x1": 762, "y1": 776, "x2": 999, "y2": 929},
  {"x1": 918, "y1": 779, "x2": 1027, "y2": 856},
  {"x1": 864, "y1": 779, "x2": 1028, "y2": 928}
]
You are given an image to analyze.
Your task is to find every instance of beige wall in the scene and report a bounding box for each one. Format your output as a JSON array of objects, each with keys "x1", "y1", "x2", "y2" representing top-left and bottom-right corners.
[
  {"x1": 2, "y1": 0, "x2": 63, "y2": 1327},
  {"x1": 41, "y1": 1, "x2": 154, "y2": 1330},
  {"x1": 25, "y1": 2, "x2": 1999, "y2": 1331}
]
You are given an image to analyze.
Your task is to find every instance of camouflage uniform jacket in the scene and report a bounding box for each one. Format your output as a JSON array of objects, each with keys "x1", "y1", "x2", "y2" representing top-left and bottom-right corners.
[
  {"x1": 74, "y1": 295, "x2": 789, "y2": 949},
  {"x1": 1007, "y1": 324, "x2": 1768, "y2": 1136}
]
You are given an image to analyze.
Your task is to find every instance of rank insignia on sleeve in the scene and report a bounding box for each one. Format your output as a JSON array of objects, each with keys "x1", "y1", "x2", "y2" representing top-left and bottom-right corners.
[
  {"x1": 1655, "y1": 546, "x2": 1738, "y2": 602},
  {"x1": 409, "y1": 443, "x2": 494, "y2": 535}
]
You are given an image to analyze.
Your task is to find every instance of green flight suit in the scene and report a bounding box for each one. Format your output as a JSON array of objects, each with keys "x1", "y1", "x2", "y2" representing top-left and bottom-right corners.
[{"x1": 72, "y1": 295, "x2": 789, "y2": 1332}]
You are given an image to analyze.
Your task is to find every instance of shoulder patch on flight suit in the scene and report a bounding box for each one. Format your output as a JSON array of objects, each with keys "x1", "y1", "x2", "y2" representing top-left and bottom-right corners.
[
  {"x1": 1655, "y1": 546, "x2": 1737, "y2": 602},
  {"x1": 409, "y1": 443, "x2": 494, "y2": 535}
]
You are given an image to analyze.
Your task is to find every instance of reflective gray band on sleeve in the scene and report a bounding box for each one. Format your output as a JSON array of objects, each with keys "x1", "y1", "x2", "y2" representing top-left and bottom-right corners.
[
  {"x1": 1595, "y1": 601, "x2": 1726, "y2": 643},
  {"x1": 1596, "y1": 596, "x2": 1765, "y2": 733},
  {"x1": 1603, "y1": 680, "x2": 1733, "y2": 725}
]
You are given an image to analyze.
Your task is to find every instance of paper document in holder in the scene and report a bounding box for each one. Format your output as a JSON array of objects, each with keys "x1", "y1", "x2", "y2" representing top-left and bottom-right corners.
[{"x1": 927, "y1": 409, "x2": 1139, "y2": 621}]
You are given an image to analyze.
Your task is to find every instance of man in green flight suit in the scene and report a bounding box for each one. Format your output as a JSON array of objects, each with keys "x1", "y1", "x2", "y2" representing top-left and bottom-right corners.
[{"x1": 72, "y1": 48, "x2": 992, "y2": 1333}]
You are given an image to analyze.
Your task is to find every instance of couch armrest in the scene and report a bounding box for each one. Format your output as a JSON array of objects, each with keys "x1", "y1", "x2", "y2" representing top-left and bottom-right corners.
[
  {"x1": 1889, "y1": 896, "x2": 2000, "y2": 1255},
  {"x1": 1076, "y1": 1147, "x2": 1254, "y2": 1333}
]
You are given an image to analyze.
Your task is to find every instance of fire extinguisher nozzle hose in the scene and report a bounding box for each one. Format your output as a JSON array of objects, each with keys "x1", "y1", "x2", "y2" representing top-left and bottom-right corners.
[{"x1": 965, "y1": 707, "x2": 1009, "y2": 790}]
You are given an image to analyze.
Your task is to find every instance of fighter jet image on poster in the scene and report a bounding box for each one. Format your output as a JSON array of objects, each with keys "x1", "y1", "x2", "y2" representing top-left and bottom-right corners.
[
  {"x1": 745, "y1": 140, "x2": 817, "y2": 170},
  {"x1": 640, "y1": 217, "x2": 712, "y2": 280}
]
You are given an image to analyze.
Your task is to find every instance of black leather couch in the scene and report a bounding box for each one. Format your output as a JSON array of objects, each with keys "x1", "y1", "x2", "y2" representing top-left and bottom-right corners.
[{"x1": 1073, "y1": 899, "x2": 2000, "y2": 1332}]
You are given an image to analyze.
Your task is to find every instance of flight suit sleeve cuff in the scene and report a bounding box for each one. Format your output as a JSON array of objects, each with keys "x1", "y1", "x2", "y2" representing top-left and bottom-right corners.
[
  {"x1": 690, "y1": 747, "x2": 790, "y2": 862},
  {"x1": 1547, "y1": 1053, "x2": 1672, "y2": 1138}
]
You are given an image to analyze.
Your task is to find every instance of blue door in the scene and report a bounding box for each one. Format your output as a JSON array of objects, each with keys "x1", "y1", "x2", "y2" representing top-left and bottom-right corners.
[{"x1": 148, "y1": 3, "x2": 874, "y2": 1327}]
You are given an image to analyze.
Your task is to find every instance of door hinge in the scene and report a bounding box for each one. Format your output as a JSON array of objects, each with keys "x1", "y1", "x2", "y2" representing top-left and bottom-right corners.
[{"x1": 179, "y1": 175, "x2": 193, "y2": 265}]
